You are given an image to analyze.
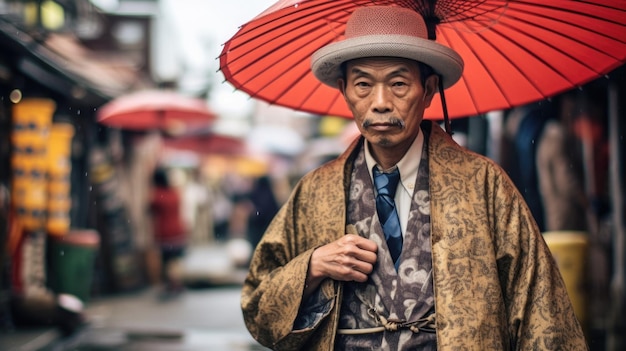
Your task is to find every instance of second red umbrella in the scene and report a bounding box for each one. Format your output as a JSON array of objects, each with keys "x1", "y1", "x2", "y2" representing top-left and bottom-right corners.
[{"x1": 97, "y1": 90, "x2": 217, "y2": 131}]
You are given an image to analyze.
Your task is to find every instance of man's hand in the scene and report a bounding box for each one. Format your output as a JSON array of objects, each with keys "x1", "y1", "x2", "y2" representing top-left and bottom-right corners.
[{"x1": 303, "y1": 234, "x2": 377, "y2": 299}]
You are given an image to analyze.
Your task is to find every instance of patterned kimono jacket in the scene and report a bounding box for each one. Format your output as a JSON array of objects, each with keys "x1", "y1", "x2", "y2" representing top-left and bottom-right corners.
[
  {"x1": 241, "y1": 121, "x2": 588, "y2": 351},
  {"x1": 335, "y1": 128, "x2": 436, "y2": 350}
]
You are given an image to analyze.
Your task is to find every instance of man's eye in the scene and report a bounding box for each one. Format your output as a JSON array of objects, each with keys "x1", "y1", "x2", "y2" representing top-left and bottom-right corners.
[
  {"x1": 392, "y1": 81, "x2": 407, "y2": 87},
  {"x1": 355, "y1": 81, "x2": 370, "y2": 87}
]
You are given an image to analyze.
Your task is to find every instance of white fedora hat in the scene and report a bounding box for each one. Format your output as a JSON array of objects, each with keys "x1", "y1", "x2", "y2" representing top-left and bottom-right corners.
[{"x1": 311, "y1": 6, "x2": 464, "y2": 90}]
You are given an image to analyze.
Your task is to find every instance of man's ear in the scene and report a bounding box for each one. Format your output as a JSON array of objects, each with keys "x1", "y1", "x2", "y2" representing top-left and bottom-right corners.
[
  {"x1": 337, "y1": 78, "x2": 346, "y2": 97},
  {"x1": 422, "y1": 74, "x2": 439, "y2": 108}
]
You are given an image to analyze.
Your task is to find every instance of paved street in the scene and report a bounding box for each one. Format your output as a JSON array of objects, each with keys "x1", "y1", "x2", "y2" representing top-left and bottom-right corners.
[
  {"x1": 0, "y1": 243, "x2": 270, "y2": 351},
  {"x1": 55, "y1": 241, "x2": 268, "y2": 351},
  {"x1": 0, "y1": 242, "x2": 272, "y2": 351},
  {"x1": 43, "y1": 286, "x2": 269, "y2": 351}
]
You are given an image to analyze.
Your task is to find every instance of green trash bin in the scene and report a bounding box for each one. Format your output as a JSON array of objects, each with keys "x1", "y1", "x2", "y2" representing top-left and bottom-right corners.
[{"x1": 50, "y1": 230, "x2": 100, "y2": 302}]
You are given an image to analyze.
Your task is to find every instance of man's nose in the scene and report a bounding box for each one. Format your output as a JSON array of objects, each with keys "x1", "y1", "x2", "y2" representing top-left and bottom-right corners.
[{"x1": 371, "y1": 86, "x2": 392, "y2": 113}]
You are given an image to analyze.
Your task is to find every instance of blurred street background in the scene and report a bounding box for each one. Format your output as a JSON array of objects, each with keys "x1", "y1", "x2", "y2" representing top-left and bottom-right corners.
[
  {"x1": 2, "y1": 243, "x2": 268, "y2": 350},
  {"x1": 0, "y1": 1, "x2": 624, "y2": 350}
]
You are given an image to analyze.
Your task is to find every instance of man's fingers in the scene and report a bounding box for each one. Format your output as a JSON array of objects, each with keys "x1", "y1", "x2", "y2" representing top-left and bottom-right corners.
[
  {"x1": 340, "y1": 234, "x2": 377, "y2": 265},
  {"x1": 336, "y1": 261, "x2": 370, "y2": 283},
  {"x1": 310, "y1": 234, "x2": 379, "y2": 283},
  {"x1": 349, "y1": 269, "x2": 369, "y2": 283},
  {"x1": 351, "y1": 259, "x2": 375, "y2": 276},
  {"x1": 342, "y1": 234, "x2": 378, "y2": 253}
]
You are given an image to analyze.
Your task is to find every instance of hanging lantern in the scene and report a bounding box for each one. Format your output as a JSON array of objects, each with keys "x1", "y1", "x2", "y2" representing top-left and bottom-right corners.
[{"x1": 3, "y1": 0, "x2": 77, "y2": 33}]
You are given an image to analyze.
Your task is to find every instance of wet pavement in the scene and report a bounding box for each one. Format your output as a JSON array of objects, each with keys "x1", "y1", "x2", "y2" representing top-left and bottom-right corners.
[
  {"x1": 1, "y1": 243, "x2": 270, "y2": 351},
  {"x1": 41, "y1": 286, "x2": 269, "y2": 351}
]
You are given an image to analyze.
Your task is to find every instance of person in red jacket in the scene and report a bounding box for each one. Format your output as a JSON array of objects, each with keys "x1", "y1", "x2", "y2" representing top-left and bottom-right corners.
[{"x1": 150, "y1": 167, "x2": 187, "y2": 297}]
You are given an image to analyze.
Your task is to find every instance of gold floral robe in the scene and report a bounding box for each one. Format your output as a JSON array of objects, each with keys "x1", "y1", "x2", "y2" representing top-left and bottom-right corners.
[{"x1": 241, "y1": 121, "x2": 588, "y2": 351}]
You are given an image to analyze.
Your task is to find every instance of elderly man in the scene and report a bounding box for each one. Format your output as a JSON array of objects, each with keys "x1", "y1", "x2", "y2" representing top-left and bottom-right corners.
[{"x1": 241, "y1": 6, "x2": 587, "y2": 351}]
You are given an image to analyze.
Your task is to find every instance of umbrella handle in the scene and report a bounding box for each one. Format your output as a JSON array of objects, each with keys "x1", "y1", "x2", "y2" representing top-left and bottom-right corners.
[{"x1": 438, "y1": 76, "x2": 453, "y2": 136}]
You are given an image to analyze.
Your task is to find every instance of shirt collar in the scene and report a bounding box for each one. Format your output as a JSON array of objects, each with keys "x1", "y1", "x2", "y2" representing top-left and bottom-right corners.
[{"x1": 365, "y1": 128, "x2": 423, "y2": 193}]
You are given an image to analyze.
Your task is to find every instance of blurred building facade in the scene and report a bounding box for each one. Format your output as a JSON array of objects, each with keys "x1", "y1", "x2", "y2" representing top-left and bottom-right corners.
[{"x1": 0, "y1": 0, "x2": 161, "y2": 333}]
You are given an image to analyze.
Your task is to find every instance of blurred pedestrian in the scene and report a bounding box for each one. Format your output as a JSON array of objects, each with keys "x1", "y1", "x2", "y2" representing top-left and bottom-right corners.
[
  {"x1": 210, "y1": 178, "x2": 233, "y2": 242},
  {"x1": 241, "y1": 6, "x2": 587, "y2": 350},
  {"x1": 535, "y1": 98, "x2": 590, "y2": 232},
  {"x1": 246, "y1": 175, "x2": 280, "y2": 249},
  {"x1": 505, "y1": 100, "x2": 588, "y2": 232},
  {"x1": 150, "y1": 167, "x2": 186, "y2": 298},
  {"x1": 180, "y1": 168, "x2": 211, "y2": 244}
]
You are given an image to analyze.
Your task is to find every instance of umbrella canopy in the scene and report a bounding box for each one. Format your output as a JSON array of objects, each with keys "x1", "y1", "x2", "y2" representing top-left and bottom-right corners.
[
  {"x1": 219, "y1": 0, "x2": 626, "y2": 120},
  {"x1": 163, "y1": 134, "x2": 246, "y2": 156},
  {"x1": 97, "y1": 90, "x2": 217, "y2": 131}
]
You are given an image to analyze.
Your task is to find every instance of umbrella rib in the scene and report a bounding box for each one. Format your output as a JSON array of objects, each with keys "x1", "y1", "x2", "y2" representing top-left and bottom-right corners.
[
  {"x1": 220, "y1": 14, "x2": 349, "y2": 95},
  {"x1": 441, "y1": 18, "x2": 557, "y2": 107},
  {"x1": 223, "y1": 0, "x2": 431, "y2": 105},
  {"x1": 440, "y1": 0, "x2": 508, "y2": 24},
  {"x1": 497, "y1": 8, "x2": 625, "y2": 81},
  {"x1": 438, "y1": 27, "x2": 511, "y2": 111},
  {"x1": 439, "y1": 1, "x2": 625, "y2": 63},
  {"x1": 511, "y1": 1, "x2": 626, "y2": 59},
  {"x1": 234, "y1": 0, "x2": 354, "y2": 36},
  {"x1": 514, "y1": 1, "x2": 626, "y2": 44},
  {"x1": 223, "y1": 26, "x2": 335, "y2": 101},
  {"x1": 219, "y1": 1, "x2": 358, "y2": 70},
  {"x1": 229, "y1": 0, "x2": 391, "y2": 113},
  {"x1": 446, "y1": 0, "x2": 625, "y2": 98},
  {"x1": 297, "y1": 79, "x2": 343, "y2": 116},
  {"x1": 219, "y1": 0, "x2": 415, "y2": 77},
  {"x1": 517, "y1": 0, "x2": 626, "y2": 25},
  {"x1": 222, "y1": 4, "x2": 357, "y2": 101}
]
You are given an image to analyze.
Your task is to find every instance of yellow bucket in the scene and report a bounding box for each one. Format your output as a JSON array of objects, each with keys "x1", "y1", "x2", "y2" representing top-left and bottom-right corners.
[{"x1": 543, "y1": 231, "x2": 588, "y2": 328}]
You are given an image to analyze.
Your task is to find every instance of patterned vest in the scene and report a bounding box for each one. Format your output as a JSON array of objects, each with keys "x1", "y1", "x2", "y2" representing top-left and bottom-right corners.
[{"x1": 337, "y1": 131, "x2": 436, "y2": 350}]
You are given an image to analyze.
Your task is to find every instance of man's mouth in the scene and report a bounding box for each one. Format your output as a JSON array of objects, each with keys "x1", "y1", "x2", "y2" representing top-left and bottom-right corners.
[{"x1": 362, "y1": 118, "x2": 405, "y2": 130}]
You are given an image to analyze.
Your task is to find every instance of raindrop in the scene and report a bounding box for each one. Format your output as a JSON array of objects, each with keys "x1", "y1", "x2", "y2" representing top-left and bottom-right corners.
[
  {"x1": 60, "y1": 250, "x2": 64, "y2": 256},
  {"x1": 294, "y1": 3, "x2": 299, "y2": 9}
]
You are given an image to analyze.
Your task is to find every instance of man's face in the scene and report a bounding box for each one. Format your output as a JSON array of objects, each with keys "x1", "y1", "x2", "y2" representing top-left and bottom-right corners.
[{"x1": 338, "y1": 57, "x2": 437, "y2": 154}]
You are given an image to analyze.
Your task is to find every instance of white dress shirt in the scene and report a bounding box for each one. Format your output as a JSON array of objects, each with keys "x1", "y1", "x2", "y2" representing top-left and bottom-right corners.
[{"x1": 365, "y1": 129, "x2": 424, "y2": 237}]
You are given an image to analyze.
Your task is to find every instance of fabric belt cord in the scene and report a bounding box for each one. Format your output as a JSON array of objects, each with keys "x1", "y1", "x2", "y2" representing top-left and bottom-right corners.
[{"x1": 337, "y1": 313, "x2": 436, "y2": 335}]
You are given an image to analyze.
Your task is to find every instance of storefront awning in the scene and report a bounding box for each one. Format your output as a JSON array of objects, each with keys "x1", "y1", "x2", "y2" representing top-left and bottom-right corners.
[{"x1": 0, "y1": 18, "x2": 147, "y2": 106}]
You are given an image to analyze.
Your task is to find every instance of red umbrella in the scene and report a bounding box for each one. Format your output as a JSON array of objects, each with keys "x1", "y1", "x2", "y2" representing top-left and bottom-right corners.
[
  {"x1": 219, "y1": 0, "x2": 626, "y2": 120},
  {"x1": 163, "y1": 133, "x2": 246, "y2": 156},
  {"x1": 97, "y1": 90, "x2": 217, "y2": 131}
]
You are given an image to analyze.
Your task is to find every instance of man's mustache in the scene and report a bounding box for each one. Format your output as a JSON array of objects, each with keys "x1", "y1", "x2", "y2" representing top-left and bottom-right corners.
[{"x1": 362, "y1": 117, "x2": 405, "y2": 129}]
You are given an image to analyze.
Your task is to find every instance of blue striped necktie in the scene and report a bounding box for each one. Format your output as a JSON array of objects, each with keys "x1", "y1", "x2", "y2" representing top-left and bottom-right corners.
[{"x1": 373, "y1": 167, "x2": 403, "y2": 268}]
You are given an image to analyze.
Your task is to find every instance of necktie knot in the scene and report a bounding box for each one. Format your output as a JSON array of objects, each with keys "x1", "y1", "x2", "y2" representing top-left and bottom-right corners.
[{"x1": 374, "y1": 167, "x2": 401, "y2": 199}]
